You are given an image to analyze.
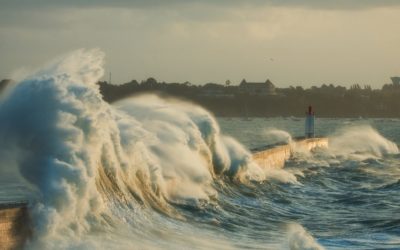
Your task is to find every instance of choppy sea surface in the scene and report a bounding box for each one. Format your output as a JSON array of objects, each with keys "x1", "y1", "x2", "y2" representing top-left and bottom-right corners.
[
  {"x1": 218, "y1": 117, "x2": 400, "y2": 249},
  {"x1": 0, "y1": 50, "x2": 399, "y2": 250}
]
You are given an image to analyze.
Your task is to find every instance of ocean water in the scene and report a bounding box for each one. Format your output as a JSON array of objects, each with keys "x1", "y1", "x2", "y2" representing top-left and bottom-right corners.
[
  {"x1": 0, "y1": 50, "x2": 399, "y2": 250},
  {"x1": 218, "y1": 118, "x2": 400, "y2": 249}
]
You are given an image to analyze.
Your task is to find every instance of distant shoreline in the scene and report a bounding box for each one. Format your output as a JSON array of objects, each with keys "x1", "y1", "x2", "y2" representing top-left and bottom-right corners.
[{"x1": 2, "y1": 77, "x2": 400, "y2": 118}]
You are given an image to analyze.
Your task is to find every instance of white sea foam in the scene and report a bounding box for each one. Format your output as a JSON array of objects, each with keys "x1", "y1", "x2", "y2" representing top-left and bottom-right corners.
[
  {"x1": 286, "y1": 223, "x2": 325, "y2": 250},
  {"x1": 328, "y1": 125, "x2": 399, "y2": 159},
  {"x1": 263, "y1": 129, "x2": 293, "y2": 145},
  {"x1": 0, "y1": 49, "x2": 290, "y2": 248}
]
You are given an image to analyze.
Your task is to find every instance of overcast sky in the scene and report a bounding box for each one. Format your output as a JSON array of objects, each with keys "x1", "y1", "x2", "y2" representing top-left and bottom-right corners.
[{"x1": 0, "y1": 0, "x2": 399, "y2": 87}]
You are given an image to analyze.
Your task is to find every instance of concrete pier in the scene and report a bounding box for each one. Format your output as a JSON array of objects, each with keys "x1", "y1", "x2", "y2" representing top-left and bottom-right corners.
[
  {"x1": 252, "y1": 137, "x2": 328, "y2": 169},
  {"x1": 0, "y1": 202, "x2": 31, "y2": 250},
  {"x1": 0, "y1": 138, "x2": 328, "y2": 248}
]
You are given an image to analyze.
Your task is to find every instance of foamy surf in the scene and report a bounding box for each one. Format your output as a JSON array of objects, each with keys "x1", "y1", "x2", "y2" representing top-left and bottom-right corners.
[
  {"x1": 0, "y1": 49, "x2": 299, "y2": 249},
  {"x1": 1, "y1": 49, "x2": 399, "y2": 250}
]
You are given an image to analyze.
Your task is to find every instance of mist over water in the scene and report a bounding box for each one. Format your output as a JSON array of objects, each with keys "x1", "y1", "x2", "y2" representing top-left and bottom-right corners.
[
  {"x1": 0, "y1": 50, "x2": 399, "y2": 249},
  {"x1": 263, "y1": 129, "x2": 292, "y2": 145},
  {"x1": 329, "y1": 126, "x2": 399, "y2": 158}
]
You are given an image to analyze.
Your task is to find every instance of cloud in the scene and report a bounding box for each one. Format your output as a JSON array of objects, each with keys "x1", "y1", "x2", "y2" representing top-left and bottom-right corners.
[
  {"x1": 1, "y1": 0, "x2": 400, "y2": 10},
  {"x1": 0, "y1": 0, "x2": 399, "y2": 87}
]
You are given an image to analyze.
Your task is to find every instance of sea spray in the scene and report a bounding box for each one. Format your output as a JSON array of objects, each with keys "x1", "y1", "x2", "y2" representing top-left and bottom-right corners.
[
  {"x1": 263, "y1": 129, "x2": 293, "y2": 145},
  {"x1": 0, "y1": 49, "x2": 115, "y2": 248},
  {"x1": 287, "y1": 125, "x2": 399, "y2": 166},
  {"x1": 286, "y1": 224, "x2": 324, "y2": 250},
  {"x1": 0, "y1": 49, "x2": 292, "y2": 248},
  {"x1": 329, "y1": 125, "x2": 399, "y2": 158}
]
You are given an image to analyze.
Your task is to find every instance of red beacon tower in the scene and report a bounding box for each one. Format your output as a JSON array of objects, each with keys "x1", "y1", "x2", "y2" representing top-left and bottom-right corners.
[{"x1": 305, "y1": 106, "x2": 315, "y2": 138}]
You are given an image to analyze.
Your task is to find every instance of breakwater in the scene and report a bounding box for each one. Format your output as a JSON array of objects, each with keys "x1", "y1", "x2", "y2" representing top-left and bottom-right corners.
[
  {"x1": 0, "y1": 137, "x2": 328, "y2": 249},
  {"x1": 0, "y1": 202, "x2": 31, "y2": 250},
  {"x1": 252, "y1": 137, "x2": 328, "y2": 169}
]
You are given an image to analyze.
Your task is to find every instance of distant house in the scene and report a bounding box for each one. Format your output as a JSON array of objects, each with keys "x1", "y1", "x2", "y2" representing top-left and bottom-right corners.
[
  {"x1": 382, "y1": 77, "x2": 400, "y2": 92},
  {"x1": 198, "y1": 83, "x2": 234, "y2": 98},
  {"x1": 391, "y1": 77, "x2": 400, "y2": 85},
  {"x1": 239, "y1": 79, "x2": 276, "y2": 96}
]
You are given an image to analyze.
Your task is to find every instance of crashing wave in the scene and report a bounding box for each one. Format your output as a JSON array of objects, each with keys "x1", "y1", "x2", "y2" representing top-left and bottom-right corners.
[{"x1": 0, "y1": 49, "x2": 282, "y2": 248}]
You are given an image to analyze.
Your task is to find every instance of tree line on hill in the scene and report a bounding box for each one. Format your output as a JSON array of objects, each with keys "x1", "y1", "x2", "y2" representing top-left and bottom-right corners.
[
  {"x1": 1, "y1": 77, "x2": 400, "y2": 117},
  {"x1": 97, "y1": 77, "x2": 400, "y2": 117}
]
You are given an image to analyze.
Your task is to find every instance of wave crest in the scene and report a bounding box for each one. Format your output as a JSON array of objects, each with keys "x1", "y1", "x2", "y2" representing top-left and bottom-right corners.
[{"x1": 0, "y1": 49, "x2": 275, "y2": 247}]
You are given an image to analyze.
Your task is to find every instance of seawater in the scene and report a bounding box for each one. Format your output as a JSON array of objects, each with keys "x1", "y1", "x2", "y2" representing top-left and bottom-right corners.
[
  {"x1": 218, "y1": 117, "x2": 400, "y2": 249},
  {"x1": 0, "y1": 50, "x2": 399, "y2": 250}
]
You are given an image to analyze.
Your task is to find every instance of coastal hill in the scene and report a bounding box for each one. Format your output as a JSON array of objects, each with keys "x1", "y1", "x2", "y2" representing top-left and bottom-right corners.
[
  {"x1": 97, "y1": 77, "x2": 400, "y2": 118},
  {"x1": 1, "y1": 77, "x2": 400, "y2": 117}
]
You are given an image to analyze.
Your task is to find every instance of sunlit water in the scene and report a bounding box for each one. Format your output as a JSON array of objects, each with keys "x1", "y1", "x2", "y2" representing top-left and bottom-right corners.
[
  {"x1": 0, "y1": 50, "x2": 399, "y2": 250},
  {"x1": 218, "y1": 117, "x2": 400, "y2": 249}
]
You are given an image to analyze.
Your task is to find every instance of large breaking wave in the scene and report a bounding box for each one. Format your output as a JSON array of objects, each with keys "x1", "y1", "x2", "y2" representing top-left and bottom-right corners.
[
  {"x1": 3, "y1": 49, "x2": 398, "y2": 249},
  {"x1": 0, "y1": 49, "x2": 295, "y2": 249}
]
